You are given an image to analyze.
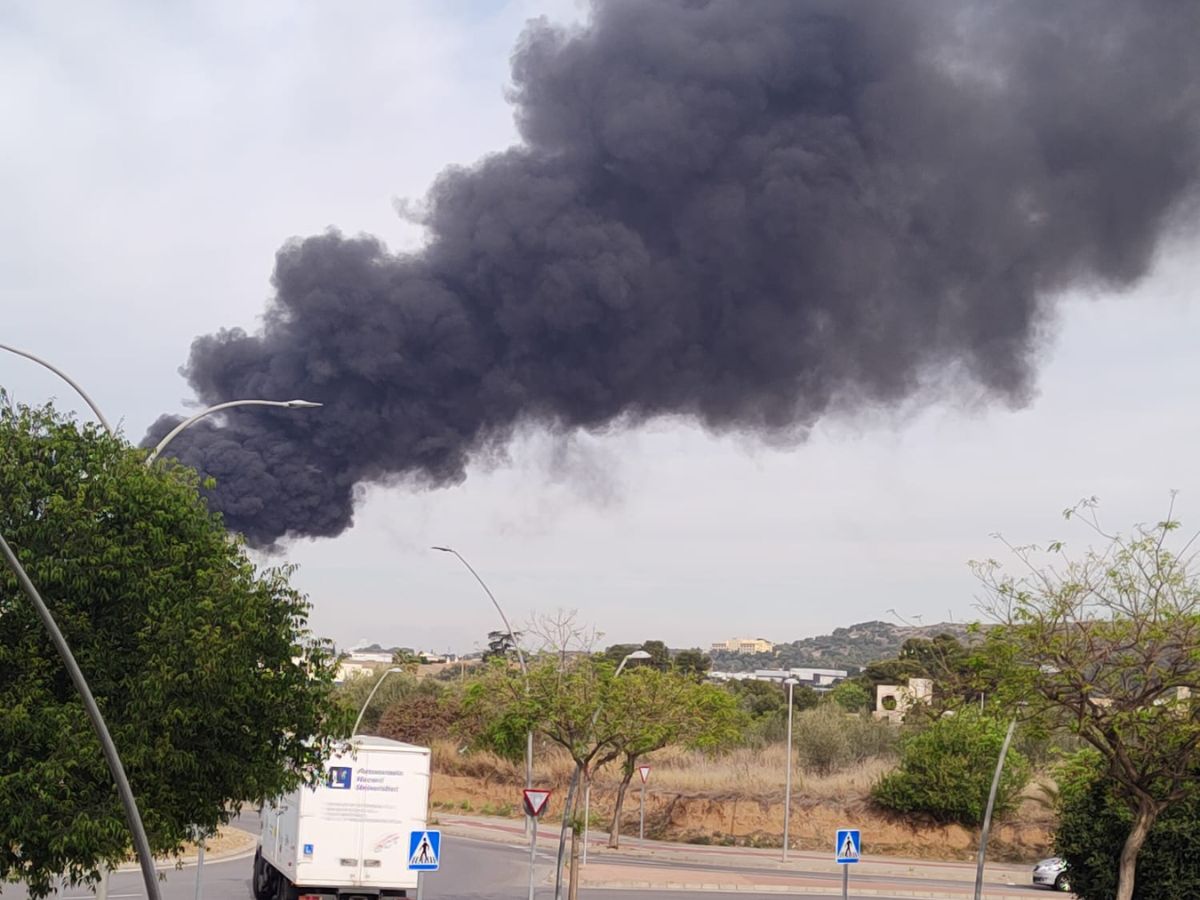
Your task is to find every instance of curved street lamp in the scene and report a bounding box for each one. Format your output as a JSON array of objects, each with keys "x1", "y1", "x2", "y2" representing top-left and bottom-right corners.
[
  {"x1": 351, "y1": 667, "x2": 405, "y2": 737},
  {"x1": 431, "y1": 546, "x2": 532, "y2": 784},
  {"x1": 145, "y1": 399, "x2": 322, "y2": 464},
  {"x1": 431, "y1": 547, "x2": 539, "y2": 895},
  {"x1": 0, "y1": 342, "x2": 114, "y2": 434}
]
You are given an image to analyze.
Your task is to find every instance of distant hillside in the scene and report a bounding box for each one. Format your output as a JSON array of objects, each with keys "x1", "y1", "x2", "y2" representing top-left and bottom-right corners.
[{"x1": 709, "y1": 620, "x2": 975, "y2": 673}]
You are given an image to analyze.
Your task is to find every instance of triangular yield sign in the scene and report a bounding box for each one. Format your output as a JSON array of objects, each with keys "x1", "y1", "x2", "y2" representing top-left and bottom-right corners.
[
  {"x1": 523, "y1": 788, "x2": 551, "y2": 817},
  {"x1": 637, "y1": 765, "x2": 651, "y2": 784}
]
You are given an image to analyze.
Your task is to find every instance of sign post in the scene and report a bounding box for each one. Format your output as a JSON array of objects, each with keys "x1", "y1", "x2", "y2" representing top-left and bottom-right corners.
[
  {"x1": 637, "y1": 765, "x2": 651, "y2": 844},
  {"x1": 523, "y1": 789, "x2": 552, "y2": 900},
  {"x1": 835, "y1": 828, "x2": 860, "y2": 900},
  {"x1": 408, "y1": 830, "x2": 441, "y2": 900}
]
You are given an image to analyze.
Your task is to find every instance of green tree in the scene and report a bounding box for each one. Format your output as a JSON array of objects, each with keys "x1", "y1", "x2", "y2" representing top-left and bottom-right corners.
[
  {"x1": 483, "y1": 629, "x2": 521, "y2": 662},
  {"x1": 391, "y1": 649, "x2": 422, "y2": 673},
  {"x1": 974, "y1": 499, "x2": 1200, "y2": 900},
  {"x1": 601, "y1": 669, "x2": 746, "y2": 847},
  {"x1": 335, "y1": 668, "x2": 421, "y2": 735},
  {"x1": 604, "y1": 640, "x2": 670, "y2": 671},
  {"x1": 672, "y1": 648, "x2": 711, "y2": 680},
  {"x1": 872, "y1": 709, "x2": 1030, "y2": 826},
  {"x1": 377, "y1": 685, "x2": 462, "y2": 746},
  {"x1": 793, "y1": 705, "x2": 897, "y2": 775},
  {"x1": 830, "y1": 679, "x2": 872, "y2": 712},
  {"x1": 0, "y1": 401, "x2": 346, "y2": 897},
  {"x1": 1055, "y1": 749, "x2": 1200, "y2": 899},
  {"x1": 724, "y1": 678, "x2": 817, "y2": 742}
]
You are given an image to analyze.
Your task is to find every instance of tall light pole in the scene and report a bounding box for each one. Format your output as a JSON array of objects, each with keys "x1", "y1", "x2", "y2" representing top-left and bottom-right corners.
[
  {"x1": 432, "y1": 547, "x2": 540, "y2": 898},
  {"x1": 145, "y1": 399, "x2": 323, "y2": 464},
  {"x1": 431, "y1": 548, "x2": 533, "y2": 803},
  {"x1": 974, "y1": 717, "x2": 1018, "y2": 900},
  {"x1": 352, "y1": 667, "x2": 405, "y2": 736},
  {"x1": 0, "y1": 342, "x2": 114, "y2": 434},
  {"x1": 782, "y1": 677, "x2": 799, "y2": 862}
]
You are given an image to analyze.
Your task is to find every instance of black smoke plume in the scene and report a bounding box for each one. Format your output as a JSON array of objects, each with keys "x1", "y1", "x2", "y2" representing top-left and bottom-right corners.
[{"x1": 146, "y1": 0, "x2": 1200, "y2": 547}]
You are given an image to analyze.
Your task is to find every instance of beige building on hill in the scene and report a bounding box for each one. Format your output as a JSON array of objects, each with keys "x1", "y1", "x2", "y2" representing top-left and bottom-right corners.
[{"x1": 710, "y1": 637, "x2": 775, "y2": 655}]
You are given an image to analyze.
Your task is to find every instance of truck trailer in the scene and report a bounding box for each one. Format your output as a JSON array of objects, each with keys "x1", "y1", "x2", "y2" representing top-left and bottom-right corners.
[{"x1": 253, "y1": 736, "x2": 433, "y2": 900}]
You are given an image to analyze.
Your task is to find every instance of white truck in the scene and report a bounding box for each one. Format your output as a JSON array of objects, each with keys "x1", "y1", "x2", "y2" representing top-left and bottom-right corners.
[{"x1": 253, "y1": 736, "x2": 433, "y2": 900}]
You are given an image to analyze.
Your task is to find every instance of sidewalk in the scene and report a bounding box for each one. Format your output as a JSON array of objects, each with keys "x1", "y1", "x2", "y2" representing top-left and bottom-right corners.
[{"x1": 435, "y1": 814, "x2": 1042, "y2": 898}]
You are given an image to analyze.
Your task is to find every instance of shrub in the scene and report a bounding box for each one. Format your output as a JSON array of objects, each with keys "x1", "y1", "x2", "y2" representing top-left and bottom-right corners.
[
  {"x1": 1054, "y1": 750, "x2": 1200, "y2": 900},
  {"x1": 377, "y1": 691, "x2": 462, "y2": 745},
  {"x1": 831, "y1": 680, "x2": 872, "y2": 713},
  {"x1": 794, "y1": 705, "x2": 851, "y2": 775},
  {"x1": 871, "y1": 710, "x2": 1029, "y2": 826},
  {"x1": 792, "y1": 706, "x2": 897, "y2": 774}
]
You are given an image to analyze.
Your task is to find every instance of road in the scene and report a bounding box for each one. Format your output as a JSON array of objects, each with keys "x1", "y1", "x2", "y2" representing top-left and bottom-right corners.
[
  {"x1": 2, "y1": 810, "x2": 1052, "y2": 900},
  {"x1": 2, "y1": 833, "x2": 1051, "y2": 900}
]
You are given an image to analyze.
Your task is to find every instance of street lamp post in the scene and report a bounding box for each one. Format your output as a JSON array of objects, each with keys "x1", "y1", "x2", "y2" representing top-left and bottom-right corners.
[
  {"x1": 0, "y1": 342, "x2": 114, "y2": 434},
  {"x1": 145, "y1": 399, "x2": 323, "y2": 464},
  {"x1": 782, "y1": 677, "x2": 798, "y2": 862},
  {"x1": 974, "y1": 718, "x2": 1018, "y2": 900},
  {"x1": 431, "y1": 548, "x2": 534, "y2": 806},
  {"x1": 431, "y1": 547, "x2": 540, "y2": 900},
  {"x1": 352, "y1": 667, "x2": 405, "y2": 736},
  {"x1": 148, "y1": 396, "x2": 321, "y2": 900}
]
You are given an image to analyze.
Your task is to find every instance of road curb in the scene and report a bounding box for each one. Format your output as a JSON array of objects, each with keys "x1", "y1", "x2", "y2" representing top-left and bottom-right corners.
[
  {"x1": 111, "y1": 828, "x2": 259, "y2": 872},
  {"x1": 582, "y1": 881, "x2": 1036, "y2": 898}
]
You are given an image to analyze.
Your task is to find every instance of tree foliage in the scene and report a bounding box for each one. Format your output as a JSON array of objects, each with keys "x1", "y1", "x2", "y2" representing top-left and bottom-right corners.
[
  {"x1": 829, "y1": 679, "x2": 872, "y2": 713},
  {"x1": 0, "y1": 401, "x2": 347, "y2": 897},
  {"x1": 871, "y1": 709, "x2": 1030, "y2": 826},
  {"x1": 1055, "y1": 749, "x2": 1200, "y2": 900},
  {"x1": 672, "y1": 648, "x2": 712, "y2": 680},
  {"x1": 723, "y1": 677, "x2": 818, "y2": 742},
  {"x1": 483, "y1": 629, "x2": 521, "y2": 662},
  {"x1": 792, "y1": 705, "x2": 896, "y2": 775},
  {"x1": 601, "y1": 667, "x2": 746, "y2": 845},
  {"x1": 974, "y1": 498, "x2": 1200, "y2": 900}
]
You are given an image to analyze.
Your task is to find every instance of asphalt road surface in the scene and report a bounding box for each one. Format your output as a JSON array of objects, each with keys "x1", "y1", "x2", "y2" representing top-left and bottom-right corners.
[{"x1": 3, "y1": 808, "x2": 1049, "y2": 900}]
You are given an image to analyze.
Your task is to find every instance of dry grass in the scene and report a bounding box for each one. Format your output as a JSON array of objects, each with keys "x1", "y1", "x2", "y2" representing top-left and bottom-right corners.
[{"x1": 431, "y1": 739, "x2": 896, "y2": 803}]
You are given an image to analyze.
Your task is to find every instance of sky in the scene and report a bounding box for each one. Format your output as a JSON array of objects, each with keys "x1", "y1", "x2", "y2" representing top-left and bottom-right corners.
[{"x1": 3, "y1": 0, "x2": 1200, "y2": 656}]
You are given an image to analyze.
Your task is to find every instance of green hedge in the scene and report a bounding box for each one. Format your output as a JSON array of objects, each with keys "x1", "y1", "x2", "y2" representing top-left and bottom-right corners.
[
  {"x1": 1055, "y1": 750, "x2": 1200, "y2": 900},
  {"x1": 871, "y1": 710, "x2": 1029, "y2": 826}
]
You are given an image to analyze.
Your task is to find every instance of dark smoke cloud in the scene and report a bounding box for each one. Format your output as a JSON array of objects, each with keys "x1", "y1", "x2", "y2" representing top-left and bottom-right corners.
[{"x1": 145, "y1": 0, "x2": 1200, "y2": 547}]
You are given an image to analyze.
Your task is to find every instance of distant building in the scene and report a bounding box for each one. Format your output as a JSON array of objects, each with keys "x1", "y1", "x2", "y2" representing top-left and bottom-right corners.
[
  {"x1": 789, "y1": 667, "x2": 848, "y2": 692},
  {"x1": 706, "y1": 666, "x2": 848, "y2": 692},
  {"x1": 347, "y1": 651, "x2": 395, "y2": 665},
  {"x1": 710, "y1": 637, "x2": 775, "y2": 655}
]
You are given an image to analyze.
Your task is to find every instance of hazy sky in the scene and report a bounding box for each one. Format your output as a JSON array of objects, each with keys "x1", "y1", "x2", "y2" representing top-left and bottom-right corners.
[{"x1": 4, "y1": 1, "x2": 1200, "y2": 655}]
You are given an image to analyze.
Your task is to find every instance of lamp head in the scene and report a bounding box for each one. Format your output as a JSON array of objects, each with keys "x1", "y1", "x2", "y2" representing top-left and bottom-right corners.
[{"x1": 285, "y1": 399, "x2": 323, "y2": 408}]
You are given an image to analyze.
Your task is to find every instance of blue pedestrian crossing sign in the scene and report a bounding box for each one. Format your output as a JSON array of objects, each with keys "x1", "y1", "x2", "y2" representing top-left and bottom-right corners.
[
  {"x1": 835, "y1": 828, "x2": 861, "y2": 864},
  {"x1": 408, "y1": 830, "x2": 441, "y2": 871}
]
